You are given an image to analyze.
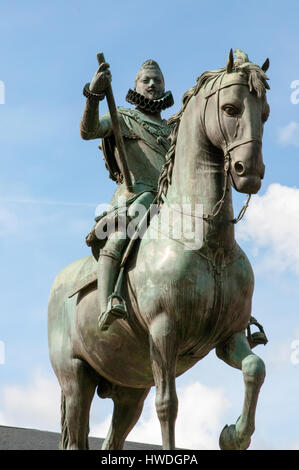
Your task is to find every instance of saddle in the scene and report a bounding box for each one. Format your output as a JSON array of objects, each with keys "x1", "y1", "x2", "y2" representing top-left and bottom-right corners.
[
  {"x1": 85, "y1": 207, "x2": 128, "y2": 261},
  {"x1": 69, "y1": 195, "x2": 157, "y2": 299}
]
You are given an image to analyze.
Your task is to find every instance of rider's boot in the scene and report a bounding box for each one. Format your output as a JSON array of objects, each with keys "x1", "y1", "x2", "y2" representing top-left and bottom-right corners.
[{"x1": 97, "y1": 252, "x2": 127, "y2": 332}]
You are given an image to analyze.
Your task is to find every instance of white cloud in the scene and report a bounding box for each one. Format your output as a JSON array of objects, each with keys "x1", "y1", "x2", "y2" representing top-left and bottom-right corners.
[
  {"x1": 0, "y1": 374, "x2": 229, "y2": 449},
  {"x1": 0, "y1": 371, "x2": 60, "y2": 431},
  {"x1": 236, "y1": 183, "x2": 299, "y2": 274},
  {"x1": 0, "y1": 411, "x2": 7, "y2": 426},
  {"x1": 90, "y1": 414, "x2": 112, "y2": 441},
  {"x1": 0, "y1": 373, "x2": 277, "y2": 450},
  {"x1": 91, "y1": 382, "x2": 230, "y2": 450},
  {"x1": 277, "y1": 122, "x2": 299, "y2": 148}
]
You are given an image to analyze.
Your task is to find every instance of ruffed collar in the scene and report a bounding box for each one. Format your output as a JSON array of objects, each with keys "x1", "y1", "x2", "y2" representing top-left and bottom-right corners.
[{"x1": 126, "y1": 89, "x2": 174, "y2": 113}]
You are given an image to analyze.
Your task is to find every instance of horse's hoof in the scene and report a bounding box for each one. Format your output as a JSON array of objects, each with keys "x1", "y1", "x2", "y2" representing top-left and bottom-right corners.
[
  {"x1": 219, "y1": 424, "x2": 251, "y2": 450},
  {"x1": 219, "y1": 425, "x2": 239, "y2": 450}
]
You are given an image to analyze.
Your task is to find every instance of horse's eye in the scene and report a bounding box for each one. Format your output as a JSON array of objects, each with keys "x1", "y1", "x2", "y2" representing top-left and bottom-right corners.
[{"x1": 223, "y1": 105, "x2": 239, "y2": 116}]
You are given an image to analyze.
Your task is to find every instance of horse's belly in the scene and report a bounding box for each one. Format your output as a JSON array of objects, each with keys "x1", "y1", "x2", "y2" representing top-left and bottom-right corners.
[
  {"x1": 75, "y1": 289, "x2": 208, "y2": 387},
  {"x1": 76, "y1": 288, "x2": 155, "y2": 387}
]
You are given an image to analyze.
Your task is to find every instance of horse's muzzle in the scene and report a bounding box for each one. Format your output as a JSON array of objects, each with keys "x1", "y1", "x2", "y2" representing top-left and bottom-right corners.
[
  {"x1": 230, "y1": 143, "x2": 265, "y2": 194},
  {"x1": 231, "y1": 173, "x2": 262, "y2": 194}
]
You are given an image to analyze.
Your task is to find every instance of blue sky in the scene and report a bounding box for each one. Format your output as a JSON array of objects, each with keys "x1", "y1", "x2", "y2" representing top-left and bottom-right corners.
[{"x1": 0, "y1": 0, "x2": 299, "y2": 449}]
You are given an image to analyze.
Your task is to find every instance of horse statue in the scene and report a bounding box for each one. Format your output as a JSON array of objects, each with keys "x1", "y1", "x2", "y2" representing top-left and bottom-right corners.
[{"x1": 48, "y1": 49, "x2": 270, "y2": 450}]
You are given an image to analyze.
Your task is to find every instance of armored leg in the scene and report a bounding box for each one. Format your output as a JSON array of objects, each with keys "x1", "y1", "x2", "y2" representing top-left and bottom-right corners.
[
  {"x1": 98, "y1": 233, "x2": 128, "y2": 331},
  {"x1": 98, "y1": 191, "x2": 156, "y2": 331}
]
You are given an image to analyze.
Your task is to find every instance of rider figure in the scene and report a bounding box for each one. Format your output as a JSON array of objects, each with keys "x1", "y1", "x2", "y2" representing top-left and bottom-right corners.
[{"x1": 80, "y1": 59, "x2": 174, "y2": 331}]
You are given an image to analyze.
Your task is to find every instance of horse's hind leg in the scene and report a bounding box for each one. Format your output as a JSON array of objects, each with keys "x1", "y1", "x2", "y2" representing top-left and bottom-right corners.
[
  {"x1": 60, "y1": 358, "x2": 98, "y2": 450},
  {"x1": 101, "y1": 385, "x2": 150, "y2": 450},
  {"x1": 216, "y1": 331, "x2": 265, "y2": 450}
]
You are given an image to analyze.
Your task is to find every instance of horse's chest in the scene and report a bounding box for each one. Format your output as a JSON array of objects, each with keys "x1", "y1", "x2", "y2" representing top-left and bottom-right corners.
[
  {"x1": 158, "y1": 248, "x2": 254, "y2": 346},
  {"x1": 136, "y1": 242, "x2": 253, "y2": 345}
]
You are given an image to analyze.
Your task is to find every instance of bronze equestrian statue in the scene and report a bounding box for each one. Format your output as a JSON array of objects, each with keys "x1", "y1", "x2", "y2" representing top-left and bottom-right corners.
[{"x1": 48, "y1": 49, "x2": 269, "y2": 450}]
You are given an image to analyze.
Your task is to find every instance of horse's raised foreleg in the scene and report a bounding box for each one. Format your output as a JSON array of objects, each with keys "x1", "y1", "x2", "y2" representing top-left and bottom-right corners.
[
  {"x1": 149, "y1": 313, "x2": 178, "y2": 450},
  {"x1": 216, "y1": 331, "x2": 265, "y2": 450},
  {"x1": 101, "y1": 385, "x2": 150, "y2": 450},
  {"x1": 59, "y1": 359, "x2": 98, "y2": 450}
]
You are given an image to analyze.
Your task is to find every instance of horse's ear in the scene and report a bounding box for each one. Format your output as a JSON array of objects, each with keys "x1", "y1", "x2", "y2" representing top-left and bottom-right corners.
[
  {"x1": 226, "y1": 48, "x2": 234, "y2": 73},
  {"x1": 261, "y1": 58, "x2": 270, "y2": 72}
]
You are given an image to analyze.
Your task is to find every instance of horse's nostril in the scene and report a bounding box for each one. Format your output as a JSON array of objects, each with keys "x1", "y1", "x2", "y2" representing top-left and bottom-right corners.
[{"x1": 234, "y1": 161, "x2": 244, "y2": 175}]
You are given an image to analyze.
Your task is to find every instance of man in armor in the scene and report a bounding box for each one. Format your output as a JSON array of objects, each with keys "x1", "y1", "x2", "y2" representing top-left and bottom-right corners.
[{"x1": 80, "y1": 59, "x2": 174, "y2": 331}]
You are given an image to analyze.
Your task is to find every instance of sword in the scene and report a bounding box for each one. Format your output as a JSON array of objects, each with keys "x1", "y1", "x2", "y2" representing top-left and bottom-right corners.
[{"x1": 97, "y1": 52, "x2": 133, "y2": 193}]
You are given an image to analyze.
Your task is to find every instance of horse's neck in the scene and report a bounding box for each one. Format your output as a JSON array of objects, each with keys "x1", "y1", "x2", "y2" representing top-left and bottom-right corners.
[{"x1": 165, "y1": 95, "x2": 235, "y2": 251}]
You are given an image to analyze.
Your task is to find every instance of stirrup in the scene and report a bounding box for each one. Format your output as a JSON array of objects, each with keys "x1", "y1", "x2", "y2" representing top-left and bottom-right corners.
[
  {"x1": 98, "y1": 293, "x2": 128, "y2": 332},
  {"x1": 246, "y1": 316, "x2": 268, "y2": 349},
  {"x1": 248, "y1": 332, "x2": 268, "y2": 348}
]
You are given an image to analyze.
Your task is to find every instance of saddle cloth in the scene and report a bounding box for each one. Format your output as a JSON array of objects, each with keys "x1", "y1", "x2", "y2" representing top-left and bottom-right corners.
[{"x1": 68, "y1": 256, "x2": 97, "y2": 298}]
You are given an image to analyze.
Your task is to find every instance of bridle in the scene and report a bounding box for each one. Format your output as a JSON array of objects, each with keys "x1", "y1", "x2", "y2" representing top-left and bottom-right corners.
[{"x1": 202, "y1": 72, "x2": 262, "y2": 223}]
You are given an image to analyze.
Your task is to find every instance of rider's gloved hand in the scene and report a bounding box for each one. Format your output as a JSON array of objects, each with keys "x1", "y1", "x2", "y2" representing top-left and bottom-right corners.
[{"x1": 89, "y1": 62, "x2": 112, "y2": 94}]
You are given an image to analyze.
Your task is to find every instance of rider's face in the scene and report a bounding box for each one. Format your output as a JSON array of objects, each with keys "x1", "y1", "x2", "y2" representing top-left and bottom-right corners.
[{"x1": 135, "y1": 69, "x2": 165, "y2": 100}]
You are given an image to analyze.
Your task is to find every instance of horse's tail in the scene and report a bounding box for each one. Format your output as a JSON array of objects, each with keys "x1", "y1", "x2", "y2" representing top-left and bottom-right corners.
[{"x1": 59, "y1": 391, "x2": 69, "y2": 450}]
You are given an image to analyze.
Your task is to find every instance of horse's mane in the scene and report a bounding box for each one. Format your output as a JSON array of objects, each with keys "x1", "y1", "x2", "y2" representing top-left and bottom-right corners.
[{"x1": 157, "y1": 53, "x2": 270, "y2": 204}]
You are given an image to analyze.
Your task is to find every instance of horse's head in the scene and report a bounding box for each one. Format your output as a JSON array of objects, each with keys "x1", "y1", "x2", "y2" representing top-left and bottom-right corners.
[{"x1": 203, "y1": 49, "x2": 270, "y2": 194}]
